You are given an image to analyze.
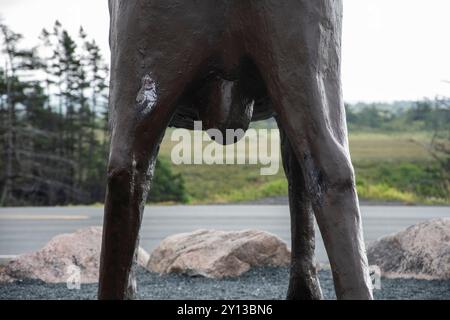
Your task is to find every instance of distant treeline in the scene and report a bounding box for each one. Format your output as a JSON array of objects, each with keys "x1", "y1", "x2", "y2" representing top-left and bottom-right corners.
[
  {"x1": 0, "y1": 21, "x2": 185, "y2": 206},
  {"x1": 0, "y1": 22, "x2": 448, "y2": 206},
  {"x1": 345, "y1": 100, "x2": 450, "y2": 132},
  {"x1": 252, "y1": 99, "x2": 450, "y2": 132},
  {"x1": 0, "y1": 21, "x2": 110, "y2": 206}
]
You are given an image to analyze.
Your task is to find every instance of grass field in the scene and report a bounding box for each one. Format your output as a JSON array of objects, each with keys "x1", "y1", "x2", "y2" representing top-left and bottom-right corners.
[
  {"x1": 156, "y1": 129, "x2": 448, "y2": 205},
  {"x1": 348, "y1": 132, "x2": 431, "y2": 163}
]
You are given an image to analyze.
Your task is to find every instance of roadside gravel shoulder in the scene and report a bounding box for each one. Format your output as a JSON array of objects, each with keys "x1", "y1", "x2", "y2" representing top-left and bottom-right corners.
[{"x1": 1, "y1": 267, "x2": 449, "y2": 300}]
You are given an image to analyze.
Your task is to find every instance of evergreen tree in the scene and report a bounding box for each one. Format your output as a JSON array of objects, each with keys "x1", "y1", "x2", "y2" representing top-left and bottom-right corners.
[
  {"x1": 0, "y1": 24, "x2": 48, "y2": 205},
  {"x1": 0, "y1": 21, "x2": 187, "y2": 206}
]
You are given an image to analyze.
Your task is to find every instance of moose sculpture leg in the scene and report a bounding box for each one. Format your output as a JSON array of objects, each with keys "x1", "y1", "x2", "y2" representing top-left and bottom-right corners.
[
  {"x1": 98, "y1": 1, "x2": 213, "y2": 299},
  {"x1": 98, "y1": 73, "x2": 176, "y2": 299},
  {"x1": 251, "y1": 1, "x2": 373, "y2": 299},
  {"x1": 278, "y1": 119, "x2": 323, "y2": 300}
]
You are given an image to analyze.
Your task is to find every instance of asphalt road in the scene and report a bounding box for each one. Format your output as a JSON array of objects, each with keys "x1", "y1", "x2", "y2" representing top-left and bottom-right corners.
[{"x1": 0, "y1": 205, "x2": 449, "y2": 262}]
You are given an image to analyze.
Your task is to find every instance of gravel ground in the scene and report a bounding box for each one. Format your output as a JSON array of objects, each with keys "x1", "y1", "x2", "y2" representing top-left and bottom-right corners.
[{"x1": 1, "y1": 267, "x2": 449, "y2": 300}]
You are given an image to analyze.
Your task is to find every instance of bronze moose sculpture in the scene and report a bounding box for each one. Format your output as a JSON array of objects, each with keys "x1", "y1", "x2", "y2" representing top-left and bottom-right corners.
[{"x1": 99, "y1": 0, "x2": 373, "y2": 300}]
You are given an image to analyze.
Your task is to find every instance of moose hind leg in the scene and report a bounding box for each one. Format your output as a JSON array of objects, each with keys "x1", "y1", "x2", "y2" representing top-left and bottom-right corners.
[
  {"x1": 278, "y1": 119, "x2": 322, "y2": 300},
  {"x1": 99, "y1": 2, "x2": 213, "y2": 299},
  {"x1": 251, "y1": 1, "x2": 373, "y2": 299}
]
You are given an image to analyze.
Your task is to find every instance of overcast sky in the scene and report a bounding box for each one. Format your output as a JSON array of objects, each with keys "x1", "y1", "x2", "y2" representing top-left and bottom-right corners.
[{"x1": 1, "y1": 0, "x2": 450, "y2": 102}]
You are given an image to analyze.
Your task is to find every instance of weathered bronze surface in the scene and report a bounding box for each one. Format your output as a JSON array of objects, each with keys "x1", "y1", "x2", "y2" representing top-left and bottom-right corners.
[{"x1": 99, "y1": 0, "x2": 373, "y2": 300}]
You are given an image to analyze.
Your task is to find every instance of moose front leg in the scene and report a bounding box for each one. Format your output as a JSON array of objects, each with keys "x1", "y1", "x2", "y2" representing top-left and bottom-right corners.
[{"x1": 278, "y1": 119, "x2": 323, "y2": 300}]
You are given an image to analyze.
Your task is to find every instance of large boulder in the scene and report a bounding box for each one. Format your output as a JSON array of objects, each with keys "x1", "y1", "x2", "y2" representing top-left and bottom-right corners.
[
  {"x1": 368, "y1": 218, "x2": 450, "y2": 280},
  {"x1": 147, "y1": 229, "x2": 291, "y2": 278},
  {"x1": 1, "y1": 227, "x2": 149, "y2": 283}
]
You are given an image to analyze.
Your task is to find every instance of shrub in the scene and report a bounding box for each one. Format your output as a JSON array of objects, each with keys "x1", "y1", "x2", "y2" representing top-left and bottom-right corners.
[{"x1": 148, "y1": 157, "x2": 188, "y2": 203}]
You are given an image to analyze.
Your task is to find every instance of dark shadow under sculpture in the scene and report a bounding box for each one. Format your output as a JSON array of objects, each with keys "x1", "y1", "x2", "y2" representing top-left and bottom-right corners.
[{"x1": 99, "y1": 0, "x2": 373, "y2": 300}]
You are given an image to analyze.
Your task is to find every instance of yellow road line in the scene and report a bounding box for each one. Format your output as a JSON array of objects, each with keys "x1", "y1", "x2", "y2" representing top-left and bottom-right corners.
[{"x1": 0, "y1": 214, "x2": 90, "y2": 220}]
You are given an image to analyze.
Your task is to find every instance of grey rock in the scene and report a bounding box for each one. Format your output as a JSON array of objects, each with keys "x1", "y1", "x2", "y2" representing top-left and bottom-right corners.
[
  {"x1": 147, "y1": 229, "x2": 291, "y2": 278},
  {"x1": 1, "y1": 227, "x2": 149, "y2": 283},
  {"x1": 368, "y1": 218, "x2": 450, "y2": 280}
]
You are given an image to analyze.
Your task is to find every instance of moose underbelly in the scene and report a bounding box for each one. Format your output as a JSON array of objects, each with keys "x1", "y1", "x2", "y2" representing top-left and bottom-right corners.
[{"x1": 169, "y1": 56, "x2": 274, "y2": 141}]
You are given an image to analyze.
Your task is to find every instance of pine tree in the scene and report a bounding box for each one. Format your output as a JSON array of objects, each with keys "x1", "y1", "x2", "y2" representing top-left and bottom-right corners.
[
  {"x1": 0, "y1": 24, "x2": 48, "y2": 205},
  {"x1": 80, "y1": 32, "x2": 110, "y2": 201},
  {"x1": 0, "y1": 21, "x2": 186, "y2": 206}
]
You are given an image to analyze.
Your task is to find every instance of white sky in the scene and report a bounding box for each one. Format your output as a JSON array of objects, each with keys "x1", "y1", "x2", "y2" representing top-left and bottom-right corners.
[{"x1": 1, "y1": 0, "x2": 450, "y2": 102}]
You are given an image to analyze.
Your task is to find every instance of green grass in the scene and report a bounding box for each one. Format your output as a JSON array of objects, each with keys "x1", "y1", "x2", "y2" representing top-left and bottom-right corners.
[
  {"x1": 156, "y1": 130, "x2": 448, "y2": 205},
  {"x1": 348, "y1": 132, "x2": 431, "y2": 163},
  {"x1": 206, "y1": 179, "x2": 288, "y2": 204},
  {"x1": 356, "y1": 182, "x2": 447, "y2": 205}
]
